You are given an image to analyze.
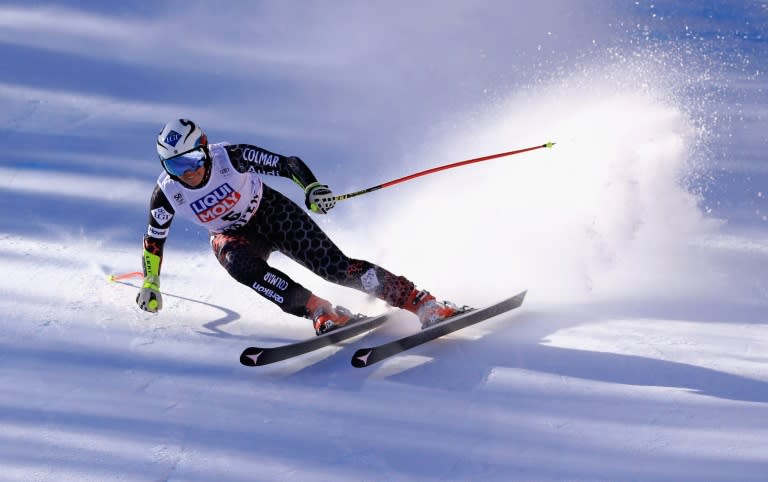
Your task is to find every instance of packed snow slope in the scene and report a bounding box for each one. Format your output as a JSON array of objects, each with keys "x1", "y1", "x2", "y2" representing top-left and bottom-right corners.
[{"x1": 1, "y1": 2, "x2": 767, "y2": 481}]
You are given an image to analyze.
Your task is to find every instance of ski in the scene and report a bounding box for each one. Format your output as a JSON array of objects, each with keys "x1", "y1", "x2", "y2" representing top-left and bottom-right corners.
[
  {"x1": 240, "y1": 314, "x2": 389, "y2": 366},
  {"x1": 351, "y1": 291, "x2": 527, "y2": 368}
]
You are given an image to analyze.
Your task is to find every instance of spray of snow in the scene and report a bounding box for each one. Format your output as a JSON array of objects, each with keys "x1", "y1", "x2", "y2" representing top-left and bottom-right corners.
[{"x1": 327, "y1": 60, "x2": 723, "y2": 310}]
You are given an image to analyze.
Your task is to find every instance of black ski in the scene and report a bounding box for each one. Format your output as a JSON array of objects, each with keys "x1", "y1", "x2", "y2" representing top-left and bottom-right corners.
[
  {"x1": 351, "y1": 291, "x2": 526, "y2": 368},
  {"x1": 240, "y1": 314, "x2": 389, "y2": 366}
]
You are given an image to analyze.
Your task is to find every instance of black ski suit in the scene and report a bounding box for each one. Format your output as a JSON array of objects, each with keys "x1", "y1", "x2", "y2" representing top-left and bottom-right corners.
[{"x1": 143, "y1": 142, "x2": 414, "y2": 318}]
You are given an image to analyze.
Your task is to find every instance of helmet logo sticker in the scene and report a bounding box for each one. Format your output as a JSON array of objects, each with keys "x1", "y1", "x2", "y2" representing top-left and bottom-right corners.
[{"x1": 164, "y1": 130, "x2": 182, "y2": 147}]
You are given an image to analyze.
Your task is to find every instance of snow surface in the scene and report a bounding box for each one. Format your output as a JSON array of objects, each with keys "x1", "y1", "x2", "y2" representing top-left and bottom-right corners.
[{"x1": 1, "y1": 2, "x2": 767, "y2": 481}]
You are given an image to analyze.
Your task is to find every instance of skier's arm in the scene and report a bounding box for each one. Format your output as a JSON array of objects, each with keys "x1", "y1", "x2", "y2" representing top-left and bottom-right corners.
[
  {"x1": 137, "y1": 185, "x2": 175, "y2": 312},
  {"x1": 226, "y1": 143, "x2": 336, "y2": 213},
  {"x1": 226, "y1": 144, "x2": 319, "y2": 188}
]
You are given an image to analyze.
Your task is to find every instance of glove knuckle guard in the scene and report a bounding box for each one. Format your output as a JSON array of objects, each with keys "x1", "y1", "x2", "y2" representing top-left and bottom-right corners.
[
  {"x1": 136, "y1": 287, "x2": 162, "y2": 313},
  {"x1": 305, "y1": 183, "x2": 335, "y2": 214}
]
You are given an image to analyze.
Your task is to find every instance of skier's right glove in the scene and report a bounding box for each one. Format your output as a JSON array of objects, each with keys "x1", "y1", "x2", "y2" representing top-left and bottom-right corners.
[
  {"x1": 304, "y1": 182, "x2": 336, "y2": 214},
  {"x1": 136, "y1": 275, "x2": 162, "y2": 313}
]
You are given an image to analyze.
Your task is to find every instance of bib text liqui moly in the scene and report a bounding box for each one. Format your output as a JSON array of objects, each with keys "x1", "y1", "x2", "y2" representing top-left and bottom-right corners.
[{"x1": 190, "y1": 183, "x2": 242, "y2": 223}]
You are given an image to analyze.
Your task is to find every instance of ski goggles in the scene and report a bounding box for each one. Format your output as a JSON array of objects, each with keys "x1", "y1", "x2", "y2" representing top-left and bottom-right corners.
[{"x1": 161, "y1": 147, "x2": 208, "y2": 177}]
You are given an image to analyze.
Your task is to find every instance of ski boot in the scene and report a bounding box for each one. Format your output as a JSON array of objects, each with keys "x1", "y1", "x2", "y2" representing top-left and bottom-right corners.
[
  {"x1": 403, "y1": 289, "x2": 467, "y2": 329},
  {"x1": 306, "y1": 294, "x2": 356, "y2": 335}
]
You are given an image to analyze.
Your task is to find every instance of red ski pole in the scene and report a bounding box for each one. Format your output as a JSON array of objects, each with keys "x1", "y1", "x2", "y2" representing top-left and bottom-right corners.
[
  {"x1": 334, "y1": 142, "x2": 555, "y2": 202},
  {"x1": 107, "y1": 271, "x2": 143, "y2": 282}
]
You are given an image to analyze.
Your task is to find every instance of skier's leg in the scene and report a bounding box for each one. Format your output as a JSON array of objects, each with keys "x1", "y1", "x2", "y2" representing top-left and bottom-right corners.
[
  {"x1": 249, "y1": 185, "x2": 421, "y2": 308},
  {"x1": 210, "y1": 231, "x2": 313, "y2": 317}
]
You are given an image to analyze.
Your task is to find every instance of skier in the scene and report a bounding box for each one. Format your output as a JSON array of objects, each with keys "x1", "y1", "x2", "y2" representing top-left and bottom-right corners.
[{"x1": 136, "y1": 119, "x2": 460, "y2": 334}]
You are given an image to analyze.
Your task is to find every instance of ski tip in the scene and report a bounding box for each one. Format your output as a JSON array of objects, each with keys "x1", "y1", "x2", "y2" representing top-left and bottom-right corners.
[
  {"x1": 514, "y1": 290, "x2": 528, "y2": 304},
  {"x1": 544, "y1": 141, "x2": 556, "y2": 149}
]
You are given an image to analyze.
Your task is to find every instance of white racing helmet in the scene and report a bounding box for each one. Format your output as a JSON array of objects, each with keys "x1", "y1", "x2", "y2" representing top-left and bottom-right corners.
[
  {"x1": 156, "y1": 119, "x2": 210, "y2": 180},
  {"x1": 156, "y1": 118, "x2": 208, "y2": 159}
]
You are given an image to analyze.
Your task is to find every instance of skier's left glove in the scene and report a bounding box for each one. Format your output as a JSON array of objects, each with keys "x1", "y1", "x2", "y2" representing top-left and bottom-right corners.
[
  {"x1": 304, "y1": 182, "x2": 336, "y2": 214},
  {"x1": 136, "y1": 275, "x2": 163, "y2": 313}
]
